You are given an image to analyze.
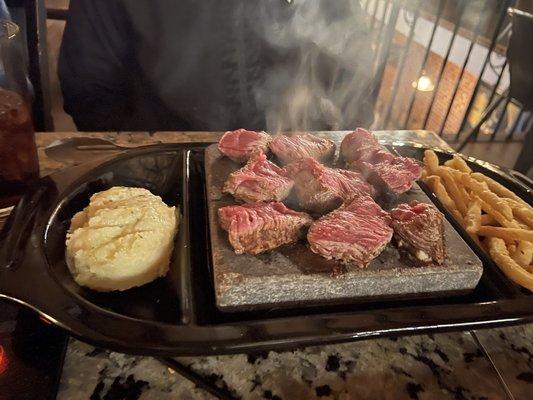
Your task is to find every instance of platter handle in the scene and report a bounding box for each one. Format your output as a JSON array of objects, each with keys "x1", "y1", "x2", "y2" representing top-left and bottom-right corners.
[
  {"x1": 0, "y1": 185, "x2": 47, "y2": 269},
  {"x1": 509, "y1": 169, "x2": 533, "y2": 191}
]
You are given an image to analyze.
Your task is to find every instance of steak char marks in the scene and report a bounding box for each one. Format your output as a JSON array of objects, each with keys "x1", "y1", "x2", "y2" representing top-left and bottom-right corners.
[
  {"x1": 223, "y1": 151, "x2": 293, "y2": 203},
  {"x1": 390, "y1": 201, "x2": 445, "y2": 264},
  {"x1": 286, "y1": 157, "x2": 375, "y2": 214},
  {"x1": 218, "y1": 128, "x2": 271, "y2": 163},
  {"x1": 270, "y1": 134, "x2": 336, "y2": 165},
  {"x1": 307, "y1": 196, "x2": 393, "y2": 266},
  {"x1": 218, "y1": 202, "x2": 313, "y2": 255},
  {"x1": 341, "y1": 128, "x2": 422, "y2": 195}
]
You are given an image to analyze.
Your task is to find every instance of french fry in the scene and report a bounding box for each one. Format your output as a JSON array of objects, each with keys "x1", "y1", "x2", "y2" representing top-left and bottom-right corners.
[
  {"x1": 447, "y1": 168, "x2": 462, "y2": 180},
  {"x1": 422, "y1": 151, "x2": 533, "y2": 291},
  {"x1": 420, "y1": 169, "x2": 428, "y2": 180},
  {"x1": 455, "y1": 175, "x2": 471, "y2": 203},
  {"x1": 443, "y1": 157, "x2": 465, "y2": 172},
  {"x1": 480, "y1": 214, "x2": 497, "y2": 225},
  {"x1": 479, "y1": 199, "x2": 515, "y2": 228},
  {"x1": 502, "y1": 201, "x2": 529, "y2": 229},
  {"x1": 477, "y1": 226, "x2": 533, "y2": 242},
  {"x1": 444, "y1": 159, "x2": 455, "y2": 168},
  {"x1": 423, "y1": 150, "x2": 439, "y2": 176},
  {"x1": 437, "y1": 167, "x2": 468, "y2": 216},
  {"x1": 445, "y1": 154, "x2": 472, "y2": 173},
  {"x1": 511, "y1": 241, "x2": 533, "y2": 268},
  {"x1": 504, "y1": 198, "x2": 533, "y2": 229},
  {"x1": 446, "y1": 168, "x2": 462, "y2": 184},
  {"x1": 425, "y1": 175, "x2": 464, "y2": 224},
  {"x1": 453, "y1": 155, "x2": 472, "y2": 173},
  {"x1": 446, "y1": 168, "x2": 471, "y2": 202},
  {"x1": 517, "y1": 221, "x2": 530, "y2": 230},
  {"x1": 425, "y1": 176, "x2": 453, "y2": 208},
  {"x1": 471, "y1": 172, "x2": 529, "y2": 208},
  {"x1": 461, "y1": 174, "x2": 513, "y2": 220},
  {"x1": 465, "y1": 197, "x2": 481, "y2": 234},
  {"x1": 514, "y1": 209, "x2": 533, "y2": 229},
  {"x1": 487, "y1": 237, "x2": 533, "y2": 291}
]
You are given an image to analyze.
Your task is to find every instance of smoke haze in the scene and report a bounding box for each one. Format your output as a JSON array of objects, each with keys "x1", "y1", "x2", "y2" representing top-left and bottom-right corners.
[{"x1": 251, "y1": 0, "x2": 376, "y2": 133}]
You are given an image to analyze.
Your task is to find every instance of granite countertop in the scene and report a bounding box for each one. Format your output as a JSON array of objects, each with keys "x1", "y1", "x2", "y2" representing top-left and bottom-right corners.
[
  {"x1": 58, "y1": 325, "x2": 532, "y2": 400},
  {"x1": 32, "y1": 131, "x2": 531, "y2": 400}
]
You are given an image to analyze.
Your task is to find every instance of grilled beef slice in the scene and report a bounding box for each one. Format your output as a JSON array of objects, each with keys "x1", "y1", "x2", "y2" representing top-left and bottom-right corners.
[
  {"x1": 223, "y1": 150, "x2": 294, "y2": 203},
  {"x1": 340, "y1": 128, "x2": 380, "y2": 163},
  {"x1": 390, "y1": 201, "x2": 445, "y2": 264},
  {"x1": 269, "y1": 133, "x2": 336, "y2": 165},
  {"x1": 341, "y1": 128, "x2": 421, "y2": 195},
  {"x1": 218, "y1": 202, "x2": 313, "y2": 255},
  {"x1": 353, "y1": 156, "x2": 422, "y2": 195},
  {"x1": 307, "y1": 196, "x2": 393, "y2": 266},
  {"x1": 218, "y1": 128, "x2": 271, "y2": 163},
  {"x1": 286, "y1": 157, "x2": 375, "y2": 214}
]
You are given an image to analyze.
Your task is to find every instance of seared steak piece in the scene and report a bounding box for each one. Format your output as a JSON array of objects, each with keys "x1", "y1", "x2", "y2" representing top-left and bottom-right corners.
[
  {"x1": 307, "y1": 196, "x2": 393, "y2": 266},
  {"x1": 269, "y1": 134, "x2": 336, "y2": 165},
  {"x1": 352, "y1": 157, "x2": 422, "y2": 195},
  {"x1": 218, "y1": 202, "x2": 313, "y2": 255},
  {"x1": 223, "y1": 150, "x2": 294, "y2": 203},
  {"x1": 218, "y1": 128, "x2": 271, "y2": 163},
  {"x1": 351, "y1": 156, "x2": 421, "y2": 195},
  {"x1": 390, "y1": 201, "x2": 445, "y2": 264},
  {"x1": 340, "y1": 128, "x2": 380, "y2": 163},
  {"x1": 341, "y1": 128, "x2": 421, "y2": 195},
  {"x1": 351, "y1": 146, "x2": 395, "y2": 164},
  {"x1": 286, "y1": 157, "x2": 375, "y2": 214}
]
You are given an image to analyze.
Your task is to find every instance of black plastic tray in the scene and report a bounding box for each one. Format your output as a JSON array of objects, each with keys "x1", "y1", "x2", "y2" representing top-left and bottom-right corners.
[{"x1": 0, "y1": 142, "x2": 531, "y2": 356}]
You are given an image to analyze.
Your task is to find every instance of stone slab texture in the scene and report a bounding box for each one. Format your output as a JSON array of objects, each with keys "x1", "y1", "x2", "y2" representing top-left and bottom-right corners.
[{"x1": 205, "y1": 141, "x2": 482, "y2": 311}]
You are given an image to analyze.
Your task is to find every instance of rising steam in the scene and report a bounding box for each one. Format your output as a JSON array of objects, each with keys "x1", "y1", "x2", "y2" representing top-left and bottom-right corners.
[{"x1": 252, "y1": 0, "x2": 376, "y2": 133}]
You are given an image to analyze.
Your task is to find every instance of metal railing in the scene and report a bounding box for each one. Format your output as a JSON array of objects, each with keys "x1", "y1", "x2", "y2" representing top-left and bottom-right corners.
[{"x1": 365, "y1": 0, "x2": 531, "y2": 143}]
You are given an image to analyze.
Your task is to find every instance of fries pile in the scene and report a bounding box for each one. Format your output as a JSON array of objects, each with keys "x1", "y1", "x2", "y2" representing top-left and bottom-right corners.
[{"x1": 422, "y1": 150, "x2": 533, "y2": 291}]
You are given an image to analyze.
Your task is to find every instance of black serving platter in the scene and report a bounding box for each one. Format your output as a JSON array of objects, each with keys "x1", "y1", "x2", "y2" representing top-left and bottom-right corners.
[{"x1": 0, "y1": 142, "x2": 531, "y2": 356}]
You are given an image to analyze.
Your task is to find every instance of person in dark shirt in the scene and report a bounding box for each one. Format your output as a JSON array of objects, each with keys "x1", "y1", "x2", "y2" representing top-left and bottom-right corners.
[{"x1": 59, "y1": 0, "x2": 376, "y2": 132}]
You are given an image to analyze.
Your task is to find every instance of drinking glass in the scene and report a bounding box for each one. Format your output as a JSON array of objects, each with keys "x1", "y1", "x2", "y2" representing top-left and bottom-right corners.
[{"x1": 0, "y1": 20, "x2": 39, "y2": 210}]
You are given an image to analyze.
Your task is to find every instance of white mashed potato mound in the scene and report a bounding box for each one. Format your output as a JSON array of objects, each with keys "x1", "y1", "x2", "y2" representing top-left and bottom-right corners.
[{"x1": 66, "y1": 186, "x2": 178, "y2": 291}]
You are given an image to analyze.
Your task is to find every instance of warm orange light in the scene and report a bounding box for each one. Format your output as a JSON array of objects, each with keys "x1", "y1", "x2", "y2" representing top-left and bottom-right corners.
[{"x1": 412, "y1": 75, "x2": 435, "y2": 92}]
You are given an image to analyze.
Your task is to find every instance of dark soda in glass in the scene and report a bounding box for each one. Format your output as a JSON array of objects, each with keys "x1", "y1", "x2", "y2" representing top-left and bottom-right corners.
[
  {"x1": 0, "y1": 20, "x2": 39, "y2": 209},
  {"x1": 0, "y1": 87, "x2": 39, "y2": 208}
]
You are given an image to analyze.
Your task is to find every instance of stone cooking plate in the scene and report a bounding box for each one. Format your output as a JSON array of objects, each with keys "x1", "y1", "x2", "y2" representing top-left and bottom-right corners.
[{"x1": 205, "y1": 141, "x2": 483, "y2": 311}]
